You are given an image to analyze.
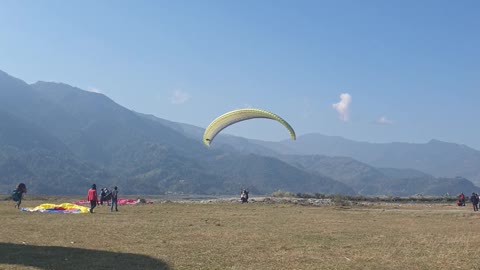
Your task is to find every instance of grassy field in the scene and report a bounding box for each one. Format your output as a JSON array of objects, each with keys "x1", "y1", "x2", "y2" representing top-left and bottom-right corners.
[{"x1": 1, "y1": 198, "x2": 479, "y2": 270}]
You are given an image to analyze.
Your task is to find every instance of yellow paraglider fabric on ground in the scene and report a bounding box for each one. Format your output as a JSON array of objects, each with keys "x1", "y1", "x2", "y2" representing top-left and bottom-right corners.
[
  {"x1": 22, "y1": 203, "x2": 90, "y2": 214},
  {"x1": 203, "y1": 108, "x2": 296, "y2": 146}
]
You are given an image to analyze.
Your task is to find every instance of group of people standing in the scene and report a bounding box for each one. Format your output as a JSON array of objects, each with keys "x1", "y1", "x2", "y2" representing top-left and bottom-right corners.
[
  {"x1": 457, "y1": 192, "x2": 480, "y2": 212},
  {"x1": 9, "y1": 182, "x2": 119, "y2": 213},
  {"x1": 87, "y1": 184, "x2": 119, "y2": 213}
]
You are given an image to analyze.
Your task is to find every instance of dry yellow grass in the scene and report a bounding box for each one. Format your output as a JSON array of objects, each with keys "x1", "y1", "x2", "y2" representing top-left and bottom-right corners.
[{"x1": 1, "y1": 198, "x2": 480, "y2": 270}]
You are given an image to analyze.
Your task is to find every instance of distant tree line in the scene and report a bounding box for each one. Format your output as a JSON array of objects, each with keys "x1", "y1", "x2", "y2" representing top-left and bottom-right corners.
[{"x1": 271, "y1": 190, "x2": 458, "y2": 203}]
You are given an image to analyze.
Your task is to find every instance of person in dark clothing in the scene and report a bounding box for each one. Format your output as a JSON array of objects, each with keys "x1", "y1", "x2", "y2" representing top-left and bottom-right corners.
[
  {"x1": 100, "y1": 188, "x2": 111, "y2": 206},
  {"x1": 459, "y1": 193, "x2": 466, "y2": 206},
  {"x1": 471, "y1": 193, "x2": 479, "y2": 211},
  {"x1": 87, "y1": 184, "x2": 99, "y2": 213},
  {"x1": 13, "y1": 183, "x2": 27, "y2": 209},
  {"x1": 477, "y1": 194, "x2": 480, "y2": 210},
  {"x1": 111, "y1": 186, "x2": 119, "y2": 212},
  {"x1": 100, "y1": 188, "x2": 106, "y2": 205},
  {"x1": 240, "y1": 189, "x2": 249, "y2": 203}
]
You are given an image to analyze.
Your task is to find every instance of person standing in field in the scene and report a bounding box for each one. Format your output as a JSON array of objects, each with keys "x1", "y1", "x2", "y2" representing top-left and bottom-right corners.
[
  {"x1": 13, "y1": 183, "x2": 27, "y2": 209},
  {"x1": 87, "y1": 184, "x2": 99, "y2": 213},
  {"x1": 459, "y1": 192, "x2": 466, "y2": 206},
  {"x1": 477, "y1": 193, "x2": 480, "y2": 210},
  {"x1": 111, "y1": 186, "x2": 119, "y2": 212},
  {"x1": 476, "y1": 193, "x2": 480, "y2": 211},
  {"x1": 100, "y1": 188, "x2": 106, "y2": 205},
  {"x1": 470, "y1": 192, "x2": 479, "y2": 211}
]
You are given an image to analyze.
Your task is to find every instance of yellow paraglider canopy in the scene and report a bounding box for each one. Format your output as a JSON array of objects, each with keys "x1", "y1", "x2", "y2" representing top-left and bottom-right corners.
[
  {"x1": 203, "y1": 108, "x2": 296, "y2": 146},
  {"x1": 22, "y1": 203, "x2": 90, "y2": 213}
]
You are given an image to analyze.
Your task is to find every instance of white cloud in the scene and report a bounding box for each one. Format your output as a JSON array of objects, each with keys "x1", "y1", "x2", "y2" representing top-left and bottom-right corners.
[
  {"x1": 332, "y1": 93, "x2": 351, "y2": 121},
  {"x1": 87, "y1": 86, "x2": 102, "y2": 93},
  {"x1": 170, "y1": 90, "x2": 191, "y2": 105},
  {"x1": 376, "y1": 116, "x2": 393, "y2": 125}
]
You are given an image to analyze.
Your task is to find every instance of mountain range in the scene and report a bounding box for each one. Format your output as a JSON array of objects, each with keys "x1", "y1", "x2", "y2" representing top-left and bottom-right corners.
[
  {"x1": 0, "y1": 69, "x2": 478, "y2": 196},
  {"x1": 274, "y1": 133, "x2": 480, "y2": 184}
]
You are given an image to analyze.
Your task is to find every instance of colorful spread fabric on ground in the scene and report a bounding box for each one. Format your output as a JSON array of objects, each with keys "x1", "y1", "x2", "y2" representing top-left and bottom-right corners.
[{"x1": 22, "y1": 203, "x2": 90, "y2": 213}]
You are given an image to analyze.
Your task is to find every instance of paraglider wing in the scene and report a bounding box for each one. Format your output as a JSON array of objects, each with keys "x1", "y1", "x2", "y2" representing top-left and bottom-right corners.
[
  {"x1": 203, "y1": 108, "x2": 296, "y2": 146},
  {"x1": 22, "y1": 203, "x2": 90, "y2": 213}
]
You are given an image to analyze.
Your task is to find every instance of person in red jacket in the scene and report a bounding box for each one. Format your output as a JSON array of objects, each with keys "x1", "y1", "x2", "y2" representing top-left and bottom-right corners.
[{"x1": 87, "y1": 184, "x2": 99, "y2": 213}]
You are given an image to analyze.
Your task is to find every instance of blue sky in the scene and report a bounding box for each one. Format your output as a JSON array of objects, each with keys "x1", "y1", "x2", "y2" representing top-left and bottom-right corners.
[{"x1": 1, "y1": 0, "x2": 479, "y2": 148}]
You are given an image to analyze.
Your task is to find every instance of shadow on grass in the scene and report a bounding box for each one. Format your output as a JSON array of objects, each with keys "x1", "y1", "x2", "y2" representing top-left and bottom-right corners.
[{"x1": 0, "y1": 242, "x2": 171, "y2": 270}]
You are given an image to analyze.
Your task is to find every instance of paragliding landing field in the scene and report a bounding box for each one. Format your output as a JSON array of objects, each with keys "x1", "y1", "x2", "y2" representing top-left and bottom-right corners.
[{"x1": 0, "y1": 199, "x2": 478, "y2": 270}]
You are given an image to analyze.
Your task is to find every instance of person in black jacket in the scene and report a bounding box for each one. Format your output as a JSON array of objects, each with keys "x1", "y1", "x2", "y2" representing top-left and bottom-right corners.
[
  {"x1": 470, "y1": 193, "x2": 479, "y2": 211},
  {"x1": 13, "y1": 183, "x2": 27, "y2": 209}
]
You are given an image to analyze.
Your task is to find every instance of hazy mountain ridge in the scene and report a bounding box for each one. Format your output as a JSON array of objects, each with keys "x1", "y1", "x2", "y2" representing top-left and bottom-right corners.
[
  {"x1": 140, "y1": 114, "x2": 480, "y2": 195},
  {"x1": 0, "y1": 108, "x2": 108, "y2": 194},
  {"x1": 268, "y1": 133, "x2": 480, "y2": 185},
  {"x1": 1, "y1": 69, "x2": 478, "y2": 195},
  {"x1": 204, "y1": 153, "x2": 355, "y2": 195},
  {"x1": 0, "y1": 70, "x2": 352, "y2": 195},
  {"x1": 279, "y1": 155, "x2": 390, "y2": 195},
  {"x1": 278, "y1": 155, "x2": 476, "y2": 196}
]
